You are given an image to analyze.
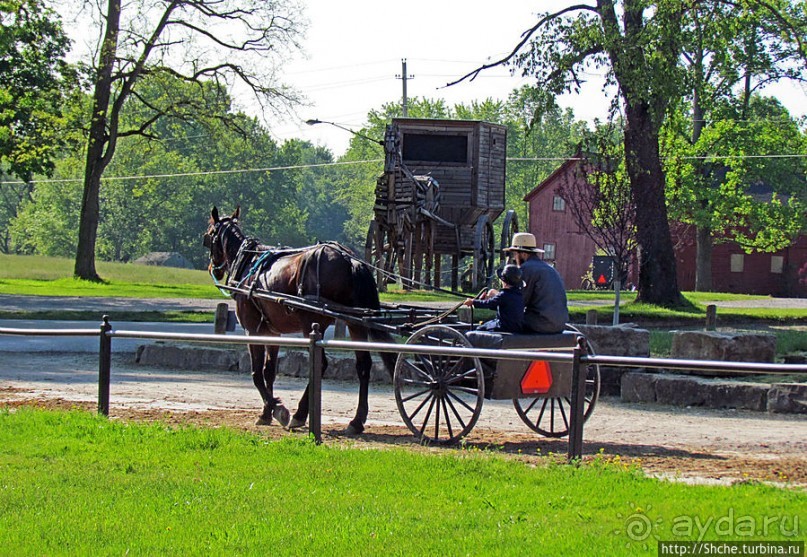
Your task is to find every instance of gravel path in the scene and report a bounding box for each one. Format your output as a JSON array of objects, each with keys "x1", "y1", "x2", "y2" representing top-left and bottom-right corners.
[{"x1": 1, "y1": 351, "x2": 805, "y2": 486}]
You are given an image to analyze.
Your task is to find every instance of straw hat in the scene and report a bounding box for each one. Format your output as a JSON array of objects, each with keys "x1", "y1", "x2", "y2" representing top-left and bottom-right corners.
[{"x1": 504, "y1": 232, "x2": 544, "y2": 253}]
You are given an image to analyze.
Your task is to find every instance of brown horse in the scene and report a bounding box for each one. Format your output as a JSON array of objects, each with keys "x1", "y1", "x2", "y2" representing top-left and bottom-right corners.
[{"x1": 204, "y1": 206, "x2": 396, "y2": 434}]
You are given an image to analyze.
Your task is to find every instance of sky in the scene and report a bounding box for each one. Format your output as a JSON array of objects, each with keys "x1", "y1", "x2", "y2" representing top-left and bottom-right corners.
[
  {"x1": 59, "y1": 0, "x2": 807, "y2": 158},
  {"x1": 269, "y1": 1, "x2": 612, "y2": 155},
  {"x1": 268, "y1": 0, "x2": 807, "y2": 156}
]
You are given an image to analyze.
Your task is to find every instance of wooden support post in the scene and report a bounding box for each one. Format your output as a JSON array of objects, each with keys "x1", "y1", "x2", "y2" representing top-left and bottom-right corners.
[
  {"x1": 98, "y1": 316, "x2": 112, "y2": 416},
  {"x1": 433, "y1": 254, "x2": 441, "y2": 289},
  {"x1": 308, "y1": 323, "x2": 323, "y2": 444}
]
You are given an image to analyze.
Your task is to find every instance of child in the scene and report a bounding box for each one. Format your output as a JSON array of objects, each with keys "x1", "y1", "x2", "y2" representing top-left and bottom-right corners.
[{"x1": 463, "y1": 264, "x2": 524, "y2": 333}]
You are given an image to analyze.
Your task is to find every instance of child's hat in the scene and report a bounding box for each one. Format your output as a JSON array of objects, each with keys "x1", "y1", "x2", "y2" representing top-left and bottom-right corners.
[{"x1": 497, "y1": 264, "x2": 523, "y2": 286}]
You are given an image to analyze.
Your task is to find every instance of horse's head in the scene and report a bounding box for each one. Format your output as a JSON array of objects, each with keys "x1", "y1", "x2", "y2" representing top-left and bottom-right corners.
[{"x1": 204, "y1": 206, "x2": 242, "y2": 281}]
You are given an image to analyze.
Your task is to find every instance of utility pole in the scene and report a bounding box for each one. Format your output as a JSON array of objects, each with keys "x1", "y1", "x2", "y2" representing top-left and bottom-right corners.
[{"x1": 396, "y1": 58, "x2": 414, "y2": 116}]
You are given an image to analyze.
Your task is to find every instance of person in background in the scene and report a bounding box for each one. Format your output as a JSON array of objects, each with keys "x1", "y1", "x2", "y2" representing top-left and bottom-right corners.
[
  {"x1": 502, "y1": 232, "x2": 569, "y2": 334},
  {"x1": 463, "y1": 263, "x2": 524, "y2": 333}
]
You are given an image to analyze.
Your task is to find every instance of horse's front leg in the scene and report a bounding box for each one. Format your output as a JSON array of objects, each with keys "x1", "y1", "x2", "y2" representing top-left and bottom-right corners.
[
  {"x1": 264, "y1": 345, "x2": 290, "y2": 427},
  {"x1": 251, "y1": 344, "x2": 290, "y2": 427}
]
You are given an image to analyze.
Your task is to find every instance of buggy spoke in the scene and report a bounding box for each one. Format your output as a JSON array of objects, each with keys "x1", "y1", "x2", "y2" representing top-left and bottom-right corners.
[
  {"x1": 443, "y1": 395, "x2": 467, "y2": 432},
  {"x1": 401, "y1": 387, "x2": 432, "y2": 403},
  {"x1": 445, "y1": 367, "x2": 481, "y2": 385},
  {"x1": 418, "y1": 396, "x2": 437, "y2": 437},
  {"x1": 558, "y1": 398, "x2": 569, "y2": 431},
  {"x1": 408, "y1": 392, "x2": 434, "y2": 421},
  {"x1": 446, "y1": 389, "x2": 478, "y2": 414},
  {"x1": 440, "y1": 397, "x2": 455, "y2": 440}
]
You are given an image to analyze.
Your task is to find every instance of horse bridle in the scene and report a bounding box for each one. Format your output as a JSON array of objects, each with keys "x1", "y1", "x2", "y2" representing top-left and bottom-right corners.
[
  {"x1": 204, "y1": 218, "x2": 236, "y2": 277},
  {"x1": 205, "y1": 217, "x2": 260, "y2": 288}
]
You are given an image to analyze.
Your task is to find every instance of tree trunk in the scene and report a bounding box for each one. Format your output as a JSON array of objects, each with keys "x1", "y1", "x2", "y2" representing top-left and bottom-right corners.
[
  {"x1": 694, "y1": 225, "x2": 713, "y2": 291},
  {"x1": 74, "y1": 0, "x2": 121, "y2": 281},
  {"x1": 623, "y1": 102, "x2": 681, "y2": 306}
]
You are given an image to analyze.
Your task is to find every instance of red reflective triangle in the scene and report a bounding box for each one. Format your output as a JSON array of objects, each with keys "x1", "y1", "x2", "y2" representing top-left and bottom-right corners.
[
  {"x1": 597, "y1": 274, "x2": 607, "y2": 284},
  {"x1": 520, "y1": 360, "x2": 553, "y2": 395}
]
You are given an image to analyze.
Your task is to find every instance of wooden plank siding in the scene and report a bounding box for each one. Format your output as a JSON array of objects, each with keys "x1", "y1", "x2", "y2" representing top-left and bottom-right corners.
[{"x1": 395, "y1": 118, "x2": 507, "y2": 226}]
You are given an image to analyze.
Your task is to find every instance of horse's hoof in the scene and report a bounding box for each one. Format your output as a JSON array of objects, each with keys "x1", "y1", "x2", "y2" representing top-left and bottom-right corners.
[
  {"x1": 287, "y1": 417, "x2": 306, "y2": 430},
  {"x1": 344, "y1": 423, "x2": 364, "y2": 436},
  {"x1": 272, "y1": 405, "x2": 290, "y2": 428},
  {"x1": 255, "y1": 415, "x2": 272, "y2": 426}
]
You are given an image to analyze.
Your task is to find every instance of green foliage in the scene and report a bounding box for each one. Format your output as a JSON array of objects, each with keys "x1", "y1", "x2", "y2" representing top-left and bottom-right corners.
[
  {"x1": 0, "y1": 0, "x2": 76, "y2": 181},
  {"x1": 665, "y1": 96, "x2": 806, "y2": 254},
  {"x1": 0, "y1": 408, "x2": 803, "y2": 555}
]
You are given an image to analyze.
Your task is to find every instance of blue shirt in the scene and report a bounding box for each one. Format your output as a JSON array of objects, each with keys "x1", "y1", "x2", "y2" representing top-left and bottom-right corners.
[{"x1": 472, "y1": 287, "x2": 524, "y2": 333}]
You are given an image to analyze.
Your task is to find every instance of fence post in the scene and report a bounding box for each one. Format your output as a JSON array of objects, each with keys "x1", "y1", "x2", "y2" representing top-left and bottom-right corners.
[
  {"x1": 214, "y1": 302, "x2": 229, "y2": 334},
  {"x1": 308, "y1": 323, "x2": 323, "y2": 444},
  {"x1": 586, "y1": 309, "x2": 598, "y2": 325},
  {"x1": 705, "y1": 304, "x2": 717, "y2": 331},
  {"x1": 567, "y1": 339, "x2": 586, "y2": 462},
  {"x1": 98, "y1": 315, "x2": 112, "y2": 416},
  {"x1": 612, "y1": 279, "x2": 621, "y2": 326}
]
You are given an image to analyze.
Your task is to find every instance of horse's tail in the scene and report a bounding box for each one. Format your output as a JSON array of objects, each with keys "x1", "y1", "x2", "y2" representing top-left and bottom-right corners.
[{"x1": 350, "y1": 256, "x2": 397, "y2": 378}]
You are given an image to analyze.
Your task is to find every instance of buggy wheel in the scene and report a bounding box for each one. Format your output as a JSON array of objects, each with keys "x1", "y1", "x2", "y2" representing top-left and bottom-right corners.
[
  {"x1": 512, "y1": 335, "x2": 600, "y2": 438},
  {"x1": 499, "y1": 209, "x2": 519, "y2": 263},
  {"x1": 472, "y1": 215, "x2": 495, "y2": 291},
  {"x1": 394, "y1": 325, "x2": 484, "y2": 445}
]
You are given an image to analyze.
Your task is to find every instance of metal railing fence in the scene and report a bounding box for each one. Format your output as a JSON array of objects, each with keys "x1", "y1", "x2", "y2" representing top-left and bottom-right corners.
[{"x1": 2, "y1": 317, "x2": 806, "y2": 462}]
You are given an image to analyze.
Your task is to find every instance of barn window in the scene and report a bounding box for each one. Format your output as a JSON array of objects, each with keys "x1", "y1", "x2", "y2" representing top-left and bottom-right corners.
[
  {"x1": 552, "y1": 195, "x2": 566, "y2": 212},
  {"x1": 543, "y1": 243, "x2": 556, "y2": 260},
  {"x1": 402, "y1": 133, "x2": 468, "y2": 164},
  {"x1": 771, "y1": 256, "x2": 784, "y2": 274},
  {"x1": 730, "y1": 254, "x2": 744, "y2": 273}
]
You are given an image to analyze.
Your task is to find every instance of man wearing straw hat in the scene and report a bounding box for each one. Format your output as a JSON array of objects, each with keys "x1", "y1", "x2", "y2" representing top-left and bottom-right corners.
[{"x1": 501, "y1": 232, "x2": 569, "y2": 334}]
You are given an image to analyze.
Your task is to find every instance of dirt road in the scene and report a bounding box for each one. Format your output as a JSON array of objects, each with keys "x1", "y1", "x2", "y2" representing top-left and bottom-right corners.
[{"x1": 1, "y1": 351, "x2": 805, "y2": 486}]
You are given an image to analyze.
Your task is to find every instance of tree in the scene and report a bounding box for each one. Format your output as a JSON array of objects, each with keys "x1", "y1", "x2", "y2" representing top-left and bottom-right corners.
[
  {"x1": 0, "y1": 0, "x2": 76, "y2": 251},
  {"x1": 665, "y1": 97, "x2": 806, "y2": 280},
  {"x1": 664, "y1": 1, "x2": 807, "y2": 289},
  {"x1": 66, "y1": 0, "x2": 304, "y2": 280},
  {"x1": 555, "y1": 123, "x2": 636, "y2": 287},
  {"x1": 448, "y1": 0, "x2": 805, "y2": 306},
  {"x1": 502, "y1": 87, "x2": 587, "y2": 227}
]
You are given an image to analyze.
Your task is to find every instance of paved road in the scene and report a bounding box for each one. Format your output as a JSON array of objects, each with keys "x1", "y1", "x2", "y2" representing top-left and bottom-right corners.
[{"x1": 0, "y1": 294, "x2": 231, "y2": 313}]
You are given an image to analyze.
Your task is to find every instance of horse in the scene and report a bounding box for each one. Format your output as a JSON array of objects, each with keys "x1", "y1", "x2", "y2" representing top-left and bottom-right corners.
[{"x1": 204, "y1": 206, "x2": 397, "y2": 434}]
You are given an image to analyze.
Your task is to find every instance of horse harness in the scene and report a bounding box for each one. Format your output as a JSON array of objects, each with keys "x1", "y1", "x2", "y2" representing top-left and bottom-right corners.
[{"x1": 207, "y1": 218, "x2": 355, "y2": 329}]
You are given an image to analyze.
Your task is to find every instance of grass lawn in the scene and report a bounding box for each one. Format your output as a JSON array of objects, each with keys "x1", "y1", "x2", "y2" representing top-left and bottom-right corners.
[{"x1": 0, "y1": 408, "x2": 803, "y2": 555}]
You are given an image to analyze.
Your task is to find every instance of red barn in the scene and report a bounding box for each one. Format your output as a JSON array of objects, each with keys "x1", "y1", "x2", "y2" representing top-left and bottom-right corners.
[{"x1": 525, "y1": 159, "x2": 807, "y2": 296}]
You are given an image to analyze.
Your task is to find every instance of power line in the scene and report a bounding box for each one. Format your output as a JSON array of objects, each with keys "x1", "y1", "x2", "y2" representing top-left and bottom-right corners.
[
  {"x1": 0, "y1": 159, "x2": 384, "y2": 186},
  {"x1": 2, "y1": 153, "x2": 803, "y2": 186}
]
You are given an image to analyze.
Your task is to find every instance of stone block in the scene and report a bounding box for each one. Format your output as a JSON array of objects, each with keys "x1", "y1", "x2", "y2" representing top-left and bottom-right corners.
[
  {"x1": 654, "y1": 374, "x2": 707, "y2": 407},
  {"x1": 701, "y1": 381, "x2": 767, "y2": 411},
  {"x1": 670, "y1": 331, "x2": 775, "y2": 376},
  {"x1": 575, "y1": 324, "x2": 650, "y2": 396},
  {"x1": 620, "y1": 372, "x2": 658, "y2": 403},
  {"x1": 136, "y1": 343, "x2": 240, "y2": 371},
  {"x1": 768, "y1": 383, "x2": 807, "y2": 414}
]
